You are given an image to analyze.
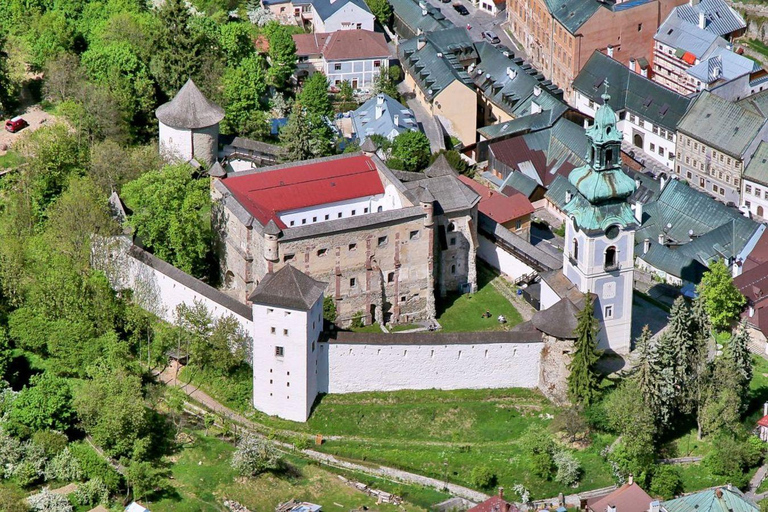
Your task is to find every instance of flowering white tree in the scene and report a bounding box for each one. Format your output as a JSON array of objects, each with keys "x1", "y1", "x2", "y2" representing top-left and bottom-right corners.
[
  {"x1": 27, "y1": 488, "x2": 73, "y2": 512},
  {"x1": 231, "y1": 434, "x2": 282, "y2": 476},
  {"x1": 247, "y1": 0, "x2": 276, "y2": 25}
]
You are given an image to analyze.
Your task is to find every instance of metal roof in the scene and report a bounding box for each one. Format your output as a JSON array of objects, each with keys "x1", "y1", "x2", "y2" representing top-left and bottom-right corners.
[
  {"x1": 677, "y1": 90, "x2": 766, "y2": 158},
  {"x1": 744, "y1": 141, "x2": 768, "y2": 187},
  {"x1": 388, "y1": 0, "x2": 452, "y2": 39},
  {"x1": 309, "y1": 0, "x2": 372, "y2": 21},
  {"x1": 351, "y1": 94, "x2": 419, "y2": 143},
  {"x1": 572, "y1": 52, "x2": 692, "y2": 132},
  {"x1": 477, "y1": 108, "x2": 565, "y2": 139},
  {"x1": 686, "y1": 46, "x2": 756, "y2": 84},
  {"x1": 662, "y1": 486, "x2": 757, "y2": 512},
  {"x1": 544, "y1": 0, "x2": 601, "y2": 34},
  {"x1": 673, "y1": 0, "x2": 746, "y2": 38},
  {"x1": 655, "y1": 15, "x2": 724, "y2": 58}
]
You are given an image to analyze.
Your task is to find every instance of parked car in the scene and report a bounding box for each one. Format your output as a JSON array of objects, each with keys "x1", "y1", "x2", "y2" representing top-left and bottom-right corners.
[
  {"x1": 453, "y1": 3, "x2": 469, "y2": 15},
  {"x1": 4, "y1": 116, "x2": 28, "y2": 133},
  {"x1": 482, "y1": 31, "x2": 500, "y2": 44},
  {"x1": 441, "y1": 0, "x2": 451, "y2": 4}
]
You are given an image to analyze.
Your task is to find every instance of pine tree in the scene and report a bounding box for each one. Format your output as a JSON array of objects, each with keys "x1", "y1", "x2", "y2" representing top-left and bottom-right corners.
[
  {"x1": 654, "y1": 331, "x2": 679, "y2": 426},
  {"x1": 727, "y1": 319, "x2": 752, "y2": 411},
  {"x1": 567, "y1": 294, "x2": 603, "y2": 406},
  {"x1": 633, "y1": 326, "x2": 661, "y2": 420},
  {"x1": 279, "y1": 105, "x2": 334, "y2": 162},
  {"x1": 150, "y1": 0, "x2": 206, "y2": 98}
]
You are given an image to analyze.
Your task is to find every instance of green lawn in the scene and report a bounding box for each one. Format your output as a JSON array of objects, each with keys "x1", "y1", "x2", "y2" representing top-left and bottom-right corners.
[
  {"x1": 0, "y1": 151, "x2": 23, "y2": 169},
  {"x1": 436, "y1": 264, "x2": 523, "y2": 332},
  {"x1": 150, "y1": 430, "x2": 435, "y2": 512},
  {"x1": 746, "y1": 39, "x2": 768, "y2": 60},
  {"x1": 389, "y1": 323, "x2": 422, "y2": 332}
]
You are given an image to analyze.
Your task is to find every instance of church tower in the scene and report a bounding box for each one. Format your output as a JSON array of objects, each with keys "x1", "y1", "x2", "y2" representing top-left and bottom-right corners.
[{"x1": 562, "y1": 82, "x2": 637, "y2": 354}]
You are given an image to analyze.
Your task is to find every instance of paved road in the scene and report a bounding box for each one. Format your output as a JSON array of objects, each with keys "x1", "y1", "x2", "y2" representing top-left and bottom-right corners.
[{"x1": 422, "y1": 0, "x2": 526, "y2": 59}]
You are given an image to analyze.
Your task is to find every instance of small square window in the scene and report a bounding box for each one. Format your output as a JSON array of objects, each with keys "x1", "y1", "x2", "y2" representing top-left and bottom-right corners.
[
  {"x1": 290, "y1": 220, "x2": 295, "y2": 226},
  {"x1": 349, "y1": 243, "x2": 357, "y2": 251},
  {"x1": 284, "y1": 254, "x2": 295, "y2": 262},
  {"x1": 275, "y1": 346, "x2": 284, "y2": 356},
  {"x1": 374, "y1": 60, "x2": 381, "y2": 67},
  {"x1": 283, "y1": 329, "x2": 289, "y2": 336},
  {"x1": 378, "y1": 236, "x2": 388, "y2": 246},
  {"x1": 400, "y1": 295, "x2": 407, "y2": 302},
  {"x1": 450, "y1": 237, "x2": 457, "y2": 246},
  {"x1": 388, "y1": 271, "x2": 395, "y2": 283},
  {"x1": 301, "y1": 218, "x2": 307, "y2": 225},
  {"x1": 312, "y1": 216, "x2": 317, "y2": 222},
  {"x1": 267, "y1": 308, "x2": 274, "y2": 314},
  {"x1": 410, "y1": 230, "x2": 420, "y2": 240},
  {"x1": 350, "y1": 277, "x2": 357, "y2": 287},
  {"x1": 364, "y1": 207, "x2": 368, "y2": 213},
  {"x1": 604, "y1": 305, "x2": 613, "y2": 319},
  {"x1": 324, "y1": 214, "x2": 329, "y2": 220},
  {"x1": 351, "y1": 210, "x2": 356, "y2": 216},
  {"x1": 338, "y1": 212, "x2": 343, "y2": 218},
  {"x1": 334, "y1": 63, "x2": 341, "y2": 71},
  {"x1": 270, "y1": 327, "x2": 276, "y2": 334}
]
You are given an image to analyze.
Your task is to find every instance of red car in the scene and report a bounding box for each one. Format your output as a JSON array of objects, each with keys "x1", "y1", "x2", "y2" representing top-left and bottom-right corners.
[{"x1": 5, "y1": 117, "x2": 28, "y2": 133}]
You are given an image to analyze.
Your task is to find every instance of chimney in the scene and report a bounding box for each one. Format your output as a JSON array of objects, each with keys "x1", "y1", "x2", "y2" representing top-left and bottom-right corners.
[
  {"x1": 629, "y1": 58, "x2": 636, "y2": 71},
  {"x1": 607, "y1": 505, "x2": 617, "y2": 512},
  {"x1": 607, "y1": 45, "x2": 614, "y2": 58},
  {"x1": 699, "y1": 11, "x2": 706, "y2": 29},
  {"x1": 650, "y1": 501, "x2": 660, "y2": 512},
  {"x1": 393, "y1": 114, "x2": 399, "y2": 127},
  {"x1": 715, "y1": 489, "x2": 723, "y2": 499},
  {"x1": 640, "y1": 67, "x2": 648, "y2": 78},
  {"x1": 658, "y1": 233, "x2": 665, "y2": 245},
  {"x1": 763, "y1": 401, "x2": 767, "y2": 416},
  {"x1": 533, "y1": 85, "x2": 542, "y2": 96},
  {"x1": 635, "y1": 202, "x2": 643, "y2": 223},
  {"x1": 628, "y1": 474, "x2": 634, "y2": 486},
  {"x1": 565, "y1": 190, "x2": 573, "y2": 203},
  {"x1": 417, "y1": 36, "x2": 426, "y2": 50},
  {"x1": 506, "y1": 67, "x2": 517, "y2": 80},
  {"x1": 727, "y1": 483, "x2": 732, "y2": 491},
  {"x1": 498, "y1": 488, "x2": 504, "y2": 499},
  {"x1": 531, "y1": 101, "x2": 542, "y2": 114},
  {"x1": 660, "y1": 174, "x2": 667, "y2": 190},
  {"x1": 584, "y1": 118, "x2": 590, "y2": 129},
  {"x1": 643, "y1": 238, "x2": 651, "y2": 254}
]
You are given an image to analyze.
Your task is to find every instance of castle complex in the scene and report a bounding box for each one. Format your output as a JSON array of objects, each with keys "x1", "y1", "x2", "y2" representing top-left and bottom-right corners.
[{"x1": 110, "y1": 81, "x2": 639, "y2": 422}]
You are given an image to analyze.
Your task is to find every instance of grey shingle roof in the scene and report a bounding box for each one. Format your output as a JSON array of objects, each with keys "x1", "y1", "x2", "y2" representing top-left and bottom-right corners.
[
  {"x1": 248, "y1": 264, "x2": 326, "y2": 310},
  {"x1": 403, "y1": 174, "x2": 480, "y2": 213},
  {"x1": 388, "y1": 0, "x2": 452, "y2": 39},
  {"x1": 156, "y1": 79, "x2": 225, "y2": 129},
  {"x1": 686, "y1": 47, "x2": 756, "y2": 84},
  {"x1": 677, "y1": 91, "x2": 766, "y2": 158},
  {"x1": 744, "y1": 142, "x2": 768, "y2": 187},
  {"x1": 351, "y1": 94, "x2": 419, "y2": 143},
  {"x1": 477, "y1": 108, "x2": 565, "y2": 140},
  {"x1": 310, "y1": 0, "x2": 372, "y2": 21},
  {"x1": 208, "y1": 161, "x2": 226, "y2": 178},
  {"x1": 572, "y1": 52, "x2": 692, "y2": 132},
  {"x1": 530, "y1": 298, "x2": 580, "y2": 339},
  {"x1": 544, "y1": 0, "x2": 602, "y2": 34},
  {"x1": 230, "y1": 137, "x2": 281, "y2": 155},
  {"x1": 655, "y1": 15, "x2": 724, "y2": 58}
]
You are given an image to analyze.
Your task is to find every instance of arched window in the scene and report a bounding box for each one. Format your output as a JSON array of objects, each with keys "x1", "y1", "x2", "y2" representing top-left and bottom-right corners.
[
  {"x1": 377, "y1": 205, "x2": 383, "y2": 212},
  {"x1": 759, "y1": 205, "x2": 765, "y2": 218},
  {"x1": 447, "y1": 222, "x2": 456, "y2": 232},
  {"x1": 572, "y1": 238, "x2": 579, "y2": 262},
  {"x1": 450, "y1": 264, "x2": 456, "y2": 275},
  {"x1": 605, "y1": 246, "x2": 617, "y2": 270},
  {"x1": 606, "y1": 148, "x2": 613, "y2": 165}
]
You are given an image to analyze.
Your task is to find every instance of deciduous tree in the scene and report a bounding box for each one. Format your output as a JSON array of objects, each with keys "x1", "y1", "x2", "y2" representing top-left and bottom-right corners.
[
  {"x1": 367, "y1": 0, "x2": 392, "y2": 25},
  {"x1": 264, "y1": 22, "x2": 296, "y2": 87},
  {"x1": 150, "y1": 0, "x2": 206, "y2": 97},
  {"x1": 697, "y1": 259, "x2": 746, "y2": 331},
  {"x1": 221, "y1": 55, "x2": 269, "y2": 138},
  {"x1": 389, "y1": 131, "x2": 431, "y2": 172},
  {"x1": 297, "y1": 72, "x2": 333, "y2": 119}
]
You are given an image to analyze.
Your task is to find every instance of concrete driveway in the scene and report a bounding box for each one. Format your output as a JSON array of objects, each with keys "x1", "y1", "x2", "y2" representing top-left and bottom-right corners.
[{"x1": 422, "y1": 0, "x2": 527, "y2": 59}]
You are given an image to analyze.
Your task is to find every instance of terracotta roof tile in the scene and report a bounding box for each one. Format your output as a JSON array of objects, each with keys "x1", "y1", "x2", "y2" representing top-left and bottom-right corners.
[
  {"x1": 293, "y1": 30, "x2": 390, "y2": 61},
  {"x1": 458, "y1": 175, "x2": 534, "y2": 224}
]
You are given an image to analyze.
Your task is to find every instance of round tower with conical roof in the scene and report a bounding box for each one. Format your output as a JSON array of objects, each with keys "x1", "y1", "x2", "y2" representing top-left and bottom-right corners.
[
  {"x1": 561, "y1": 81, "x2": 637, "y2": 354},
  {"x1": 156, "y1": 79, "x2": 225, "y2": 166}
]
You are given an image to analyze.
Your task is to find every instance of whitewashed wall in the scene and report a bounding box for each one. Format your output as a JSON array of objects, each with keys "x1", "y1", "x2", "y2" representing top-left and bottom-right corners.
[
  {"x1": 477, "y1": 235, "x2": 535, "y2": 282},
  {"x1": 319, "y1": 340, "x2": 543, "y2": 393}
]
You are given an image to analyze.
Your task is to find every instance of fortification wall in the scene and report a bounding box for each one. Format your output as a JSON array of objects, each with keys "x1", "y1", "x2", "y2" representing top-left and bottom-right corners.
[
  {"x1": 317, "y1": 332, "x2": 543, "y2": 394},
  {"x1": 477, "y1": 234, "x2": 536, "y2": 282}
]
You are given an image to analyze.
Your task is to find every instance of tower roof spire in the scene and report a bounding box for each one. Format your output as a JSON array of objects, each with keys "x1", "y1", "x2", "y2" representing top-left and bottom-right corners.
[{"x1": 601, "y1": 79, "x2": 611, "y2": 103}]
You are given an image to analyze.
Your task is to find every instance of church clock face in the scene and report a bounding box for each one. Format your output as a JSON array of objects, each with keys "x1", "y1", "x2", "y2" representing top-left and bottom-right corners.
[{"x1": 605, "y1": 225, "x2": 620, "y2": 240}]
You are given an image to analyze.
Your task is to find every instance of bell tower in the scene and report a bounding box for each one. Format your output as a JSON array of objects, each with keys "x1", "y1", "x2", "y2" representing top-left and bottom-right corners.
[{"x1": 561, "y1": 82, "x2": 637, "y2": 354}]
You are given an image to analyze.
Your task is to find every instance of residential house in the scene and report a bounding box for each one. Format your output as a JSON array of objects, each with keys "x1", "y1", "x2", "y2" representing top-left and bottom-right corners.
[
  {"x1": 466, "y1": 489, "x2": 519, "y2": 512},
  {"x1": 472, "y1": 41, "x2": 565, "y2": 127},
  {"x1": 652, "y1": 0, "x2": 747, "y2": 95},
  {"x1": 476, "y1": 0, "x2": 504, "y2": 15},
  {"x1": 735, "y1": 258, "x2": 768, "y2": 341},
  {"x1": 293, "y1": 30, "x2": 391, "y2": 89},
  {"x1": 662, "y1": 486, "x2": 757, "y2": 512},
  {"x1": 458, "y1": 175, "x2": 534, "y2": 241},
  {"x1": 742, "y1": 142, "x2": 768, "y2": 219},
  {"x1": 506, "y1": 0, "x2": 685, "y2": 102},
  {"x1": 675, "y1": 91, "x2": 768, "y2": 206},
  {"x1": 485, "y1": 116, "x2": 589, "y2": 197},
  {"x1": 388, "y1": 0, "x2": 452, "y2": 41},
  {"x1": 345, "y1": 93, "x2": 420, "y2": 143},
  {"x1": 585, "y1": 476, "x2": 656, "y2": 512},
  {"x1": 292, "y1": 0, "x2": 375, "y2": 32},
  {"x1": 572, "y1": 51, "x2": 692, "y2": 171},
  {"x1": 398, "y1": 28, "x2": 478, "y2": 146},
  {"x1": 758, "y1": 406, "x2": 768, "y2": 441}
]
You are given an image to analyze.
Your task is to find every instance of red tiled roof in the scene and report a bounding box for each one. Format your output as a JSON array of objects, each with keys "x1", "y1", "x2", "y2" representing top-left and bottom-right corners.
[
  {"x1": 467, "y1": 496, "x2": 519, "y2": 512},
  {"x1": 588, "y1": 483, "x2": 653, "y2": 512},
  {"x1": 292, "y1": 30, "x2": 390, "y2": 61},
  {"x1": 222, "y1": 155, "x2": 384, "y2": 228},
  {"x1": 744, "y1": 230, "x2": 768, "y2": 271},
  {"x1": 458, "y1": 175, "x2": 534, "y2": 224},
  {"x1": 489, "y1": 136, "x2": 575, "y2": 187},
  {"x1": 734, "y1": 261, "x2": 768, "y2": 302},
  {"x1": 758, "y1": 415, "x2": 768, "y2": 428}
]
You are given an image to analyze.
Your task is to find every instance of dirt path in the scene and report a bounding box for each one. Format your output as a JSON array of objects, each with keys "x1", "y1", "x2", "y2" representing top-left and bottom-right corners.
[{"x1": 156, "y1": 365, "x2": 490, "y2": 503}]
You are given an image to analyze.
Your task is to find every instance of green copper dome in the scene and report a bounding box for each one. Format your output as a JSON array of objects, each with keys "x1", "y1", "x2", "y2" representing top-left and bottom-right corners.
[{"x1": 563, "y1": 81, "x2": 637, "y2": 233}]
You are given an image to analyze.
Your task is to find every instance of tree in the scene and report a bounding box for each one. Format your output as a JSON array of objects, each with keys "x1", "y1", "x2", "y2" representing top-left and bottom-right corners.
[
  {"x1": 551, "y1": 405, "x2": 588, "y2": 443},
  {"x1": 0, "y1": 35, "x2": 20, "y2": 115},
  {"x1": 44, "y1": 447, "x2": 83, "y2": 482},
  {"x1": 231, "y1": 434, "x2": 283, "y2": 476},
  {"x1": 699, "y1": 360, "x2": 741, "y2": 438},
  {"x1": 218, "y1": 22, "x2": 255, "y2": 65},
  {"x1": 247, "y1": 1, "x2": 276, "y2": 26},
  {"x1": 567, "y1": 295, "x2": 603, "y2": 406},
  {"x1": 728, "y1": 320, "x2": 752, "y2": 406},
  {"x1": 389, "y1": 131, "x2": 431, "y2": 172},
  {"x1": 6, "y1": 373, "x2": 75, "y2": 437},
  {"x1": 697, "y1": 259, "x2": 746, "y2": 331},
  {"x1": 604, "y1": 384, "x2": 657, "y2": 479},
  {"x1": 73, "y1": 478, "x2": 109, "y2": 507},
  {"x1": 27, "y1": 489, "x2": 73, "y2": 512},
  {"x1": 126, "y1": 461, "x2": 167, "y2": 501},
  {"x1": 367, "y1": 0, "x2": 392, "y2": 25},
  {"x1": 122, "y1": 164, "x2": 212, "y2": 277},
  {"x1": 279, "y1": 106, "x2": 335, "y2": 161},
  {"x1": 150, "y1": 0, "x2": 206, "y2": 97},
  {"x1": 221, "y1": 55, "x2": 269, "y2": 138},
  {"x1": 470, "y1": 465, "x2": 496, "y2": 489},
  {"x1": 632, "y1": 326, "x2": 661, "y2": 421},
  {"x1": 372, "y1": 65, "x2": 401, "y2": 99},
  {"x1": 649, "y1": 465, "x2": 682, "y2": 499},
  {"x1": 323, "y1": 296, "x2": 337, "y2": 326},
  {"x1": 264, "y1": 22, "x2": 296, "y2": 87},
  {"x1": 297, "y1": 72, "x2": 333, "y2": 119},
  {"x1": 519, "y1": 425, "x2": 555, "y2": 479},
  {"x1": 553, "y1": 449, "x2": 581, "y2": 486},
  {"x1": 0, "y1": 485, "x2": 29, "y2": 512}
]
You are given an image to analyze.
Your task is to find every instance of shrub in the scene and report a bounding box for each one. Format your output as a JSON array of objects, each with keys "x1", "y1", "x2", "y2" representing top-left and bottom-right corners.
[
  {"x1": 68, "y1": 443, "x2": 122, "y2": 492},
  {"x1": 32, "y1": 430, "x2": 68, "y2": 458},
  {"x1": 649, "y1": 465, "x2": 682, "y2": 499},
  {"x1": 27, "y1": 488, "x2": 73, "y2": 512},
  {"x1": 0, "y1": 429, "x2": 25, "y2": 478},
  {"x1": 519, "y1": 425, "x2": 555, "y2": 479},
  {"x1": 470, "y1": 465, "x2": 496, "y2": 489},
  {"x1": 323, "y1": 296, "x2": 337, "y2": 326},
  {"x1": 350, "y1": 311, "x2": 365, "y2": 329},
  {"x1": 553, "y1": 449, "x2": 581, "y2": 486},
  {"x1": 231, "y1": 434, "x2": 283, "y2": 476},
  {"x1": 14, "y1": 441, "x2": 47, "y2": 487},
  {"x1": 44, "y1": 447, "x2": 82, "y2": 482},
  {"x1": 74, "y1": 478, "x2": 109, "y2": 506},
  {"x1": 292, "y1": 435, "x2": 311, "y2": 451}
]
